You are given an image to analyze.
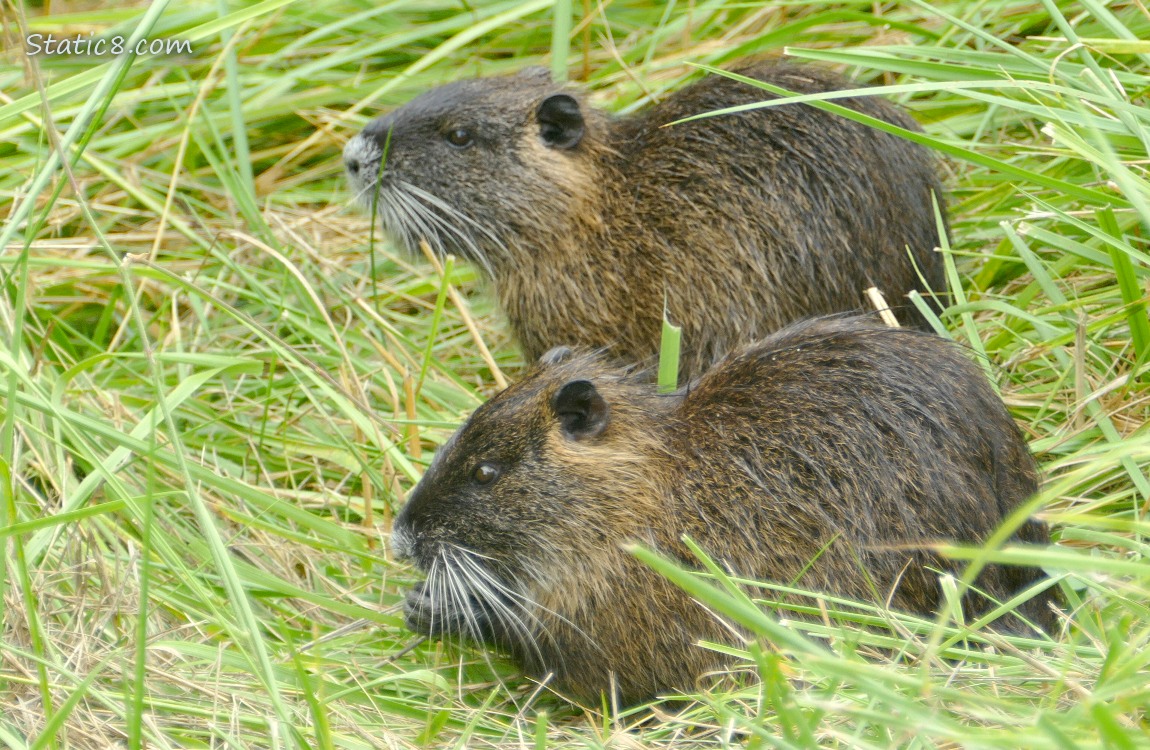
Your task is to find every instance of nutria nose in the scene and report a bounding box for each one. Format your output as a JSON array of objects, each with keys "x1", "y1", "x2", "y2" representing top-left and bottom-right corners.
[
  {"x1": 390, "y1": 522, "x2": 415, "y2": 562},
  {"x1": 343, "y1": 135, "x2": 381, "y2": 182}
]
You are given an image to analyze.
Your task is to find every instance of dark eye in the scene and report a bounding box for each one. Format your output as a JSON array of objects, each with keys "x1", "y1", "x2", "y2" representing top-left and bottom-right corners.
[
  {"x1": 445, "y1": 127, "x2": 473, "y2": 148},
  {"x1": 472, "y1": 462, "x2": 499, "y2": 484}
]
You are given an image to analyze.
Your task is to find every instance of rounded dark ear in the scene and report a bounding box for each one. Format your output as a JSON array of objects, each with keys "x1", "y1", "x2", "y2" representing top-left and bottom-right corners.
[
  {"x1": 539, "y1": 346, "x2": 574, "y2": 366},
  {"x1": 552, "y1": 379, "x2": 608, "y2": 440},
  {"x1": 537, "y1": 94, "x2": 584, "y2": 149}
]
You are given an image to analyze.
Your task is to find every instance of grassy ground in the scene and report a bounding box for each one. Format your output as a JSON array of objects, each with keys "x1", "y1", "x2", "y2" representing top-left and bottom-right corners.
[{"x1": 1, "y1": 0, "x2": 1148, "y2": 747}]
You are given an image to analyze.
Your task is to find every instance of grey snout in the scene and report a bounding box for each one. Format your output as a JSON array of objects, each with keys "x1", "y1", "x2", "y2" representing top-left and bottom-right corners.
[
  {"x1": 390, "y1": 522, "x2": 415, "y2": 562},
  {"x1": 342, "y1": 134, "x2": 375, "y2": 175},
  {"x1": 344, "y1": 153, "x2": 362, "y2": 177},
  {"x1": 342, "y1": 133, "x2": 386, "y2": 200}
]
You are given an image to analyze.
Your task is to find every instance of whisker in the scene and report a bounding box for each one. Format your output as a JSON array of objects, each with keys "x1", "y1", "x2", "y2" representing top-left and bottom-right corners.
[
  {"x1": 392, "y1": 189, "x2": 444, "y2": 259},
  {"x1": 357, "y1": 174, "x2": 511, "y2": 280},
  {"x1": 464, "y1": 555, "x2": 599, "y2": 651},
  {"x1": 401, "y1": 182, "x2": 507, "y2": 276},
  {"x1": 445, "y1": 543, "x2": 607, "y2": 675},
  {"x1": 415, "y1": 541, "x2": 608, "y2": 693},
  {"x1": 435, "y1": 548, "x2": 527, "y2": 708},
  {"x1": 450, "y1": 550, "x2": 546, "y2": 666}
]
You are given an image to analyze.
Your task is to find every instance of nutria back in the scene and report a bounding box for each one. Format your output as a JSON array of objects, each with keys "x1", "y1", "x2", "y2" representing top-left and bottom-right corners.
[
  {"x1": 344, "y1": 63, "x2": 948, "y2": 378},
  {"x1": 391, "y1": 317, "x2": 1056, "y2": 705}
]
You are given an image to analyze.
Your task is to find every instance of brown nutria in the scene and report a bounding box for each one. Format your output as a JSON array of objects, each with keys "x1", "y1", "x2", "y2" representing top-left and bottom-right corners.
[
  {"x1": 344, "y1": 62, "x2": 949, "y2": 379},
  {"x1": 390, "y1": 316, "x2": 1057, "y2": 706}
]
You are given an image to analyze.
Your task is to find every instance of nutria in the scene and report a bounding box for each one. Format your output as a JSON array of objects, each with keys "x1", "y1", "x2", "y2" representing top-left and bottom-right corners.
[
  {"x1": 390, "y1": 316, "x2": 1057, "y2": 705},
  {"x1": 344, "y1": 62, "x2": 949, "y2": 378}
]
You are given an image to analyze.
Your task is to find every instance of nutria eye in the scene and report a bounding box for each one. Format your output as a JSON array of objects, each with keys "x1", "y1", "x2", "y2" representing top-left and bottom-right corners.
[
  {"x1": 446, "y1": 128, "x2": 473, "y2": 148},
  {"x1": 472, "y1": 462, "x2": 499, "y2": 484}
]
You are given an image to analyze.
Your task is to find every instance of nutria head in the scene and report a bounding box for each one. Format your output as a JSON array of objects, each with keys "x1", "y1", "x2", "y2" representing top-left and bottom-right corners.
[
  {"x1": 343, "y1": 69, "x2": 609, "y2": 274},
  {"x1": 390, "y1": 349, "x2": 675, "y2": 679}
]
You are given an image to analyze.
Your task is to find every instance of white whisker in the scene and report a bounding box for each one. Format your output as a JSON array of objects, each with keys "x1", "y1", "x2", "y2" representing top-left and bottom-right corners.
[
  {"x1": 449, "y1": 549, "x2": 546, "y2": 666},
  {"x1": 411, "y1": 539, "x2": 609, "y2": 692},
  {"x1": 356, "y1": 175, "x2": 510, "y2": 278}
]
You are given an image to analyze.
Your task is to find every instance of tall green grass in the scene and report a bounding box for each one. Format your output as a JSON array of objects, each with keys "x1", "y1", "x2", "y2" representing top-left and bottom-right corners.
[{"x1": 1, "y1": 0, "x2": 1147, "y2": 747}]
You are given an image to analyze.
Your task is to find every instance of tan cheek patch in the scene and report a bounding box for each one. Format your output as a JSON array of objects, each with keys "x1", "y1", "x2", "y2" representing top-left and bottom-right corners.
[
  {"x1": 542, "y1": 428, "x2": 667, "y2": 517},
  {"x1": 519, "y1": 130, "x2": 595, "y2": 200}
]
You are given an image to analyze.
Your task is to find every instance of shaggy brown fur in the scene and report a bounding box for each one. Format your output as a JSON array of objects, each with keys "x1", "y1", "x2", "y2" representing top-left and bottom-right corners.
[
  {"x1": 343, "y1": 62, "x2": 949, "y2": 379},
  {"x1": 391, "y1": 317, "x2": 1056, "y2": 706}
]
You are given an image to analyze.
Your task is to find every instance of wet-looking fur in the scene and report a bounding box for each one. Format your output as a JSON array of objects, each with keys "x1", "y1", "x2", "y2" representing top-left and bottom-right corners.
[
  {"x1": 391, "y1": 317, "x2": 1057, "y2": 706},
  {"x1": 343, "y1": 62, "x2": 950, "y2": 379}
]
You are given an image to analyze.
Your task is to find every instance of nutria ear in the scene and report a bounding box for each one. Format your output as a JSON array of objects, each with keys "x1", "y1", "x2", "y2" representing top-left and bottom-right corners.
[
  {"x1": 552, "y1": 379, "x2": 609, "y2": 440},
  {"x1": 537, "y1": 94, "x2": 584, "y2": 150},
  {"x1": 539, "y1": 346, "x2": 574, "y2": 365}
]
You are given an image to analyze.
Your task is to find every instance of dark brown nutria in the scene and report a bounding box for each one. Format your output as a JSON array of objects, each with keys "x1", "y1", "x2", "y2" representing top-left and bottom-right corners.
[
  {"x1": 390, "y1": 316, "x2": 1057, "y2": 706},
  {"x1": 344, "y1": 62, "x2": 949, "y2": 379}
]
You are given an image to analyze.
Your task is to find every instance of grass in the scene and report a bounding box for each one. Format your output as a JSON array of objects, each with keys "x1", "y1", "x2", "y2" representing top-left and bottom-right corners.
[{"x1": 1, "y1": 0, "x2": 1148, "y2": 747}]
